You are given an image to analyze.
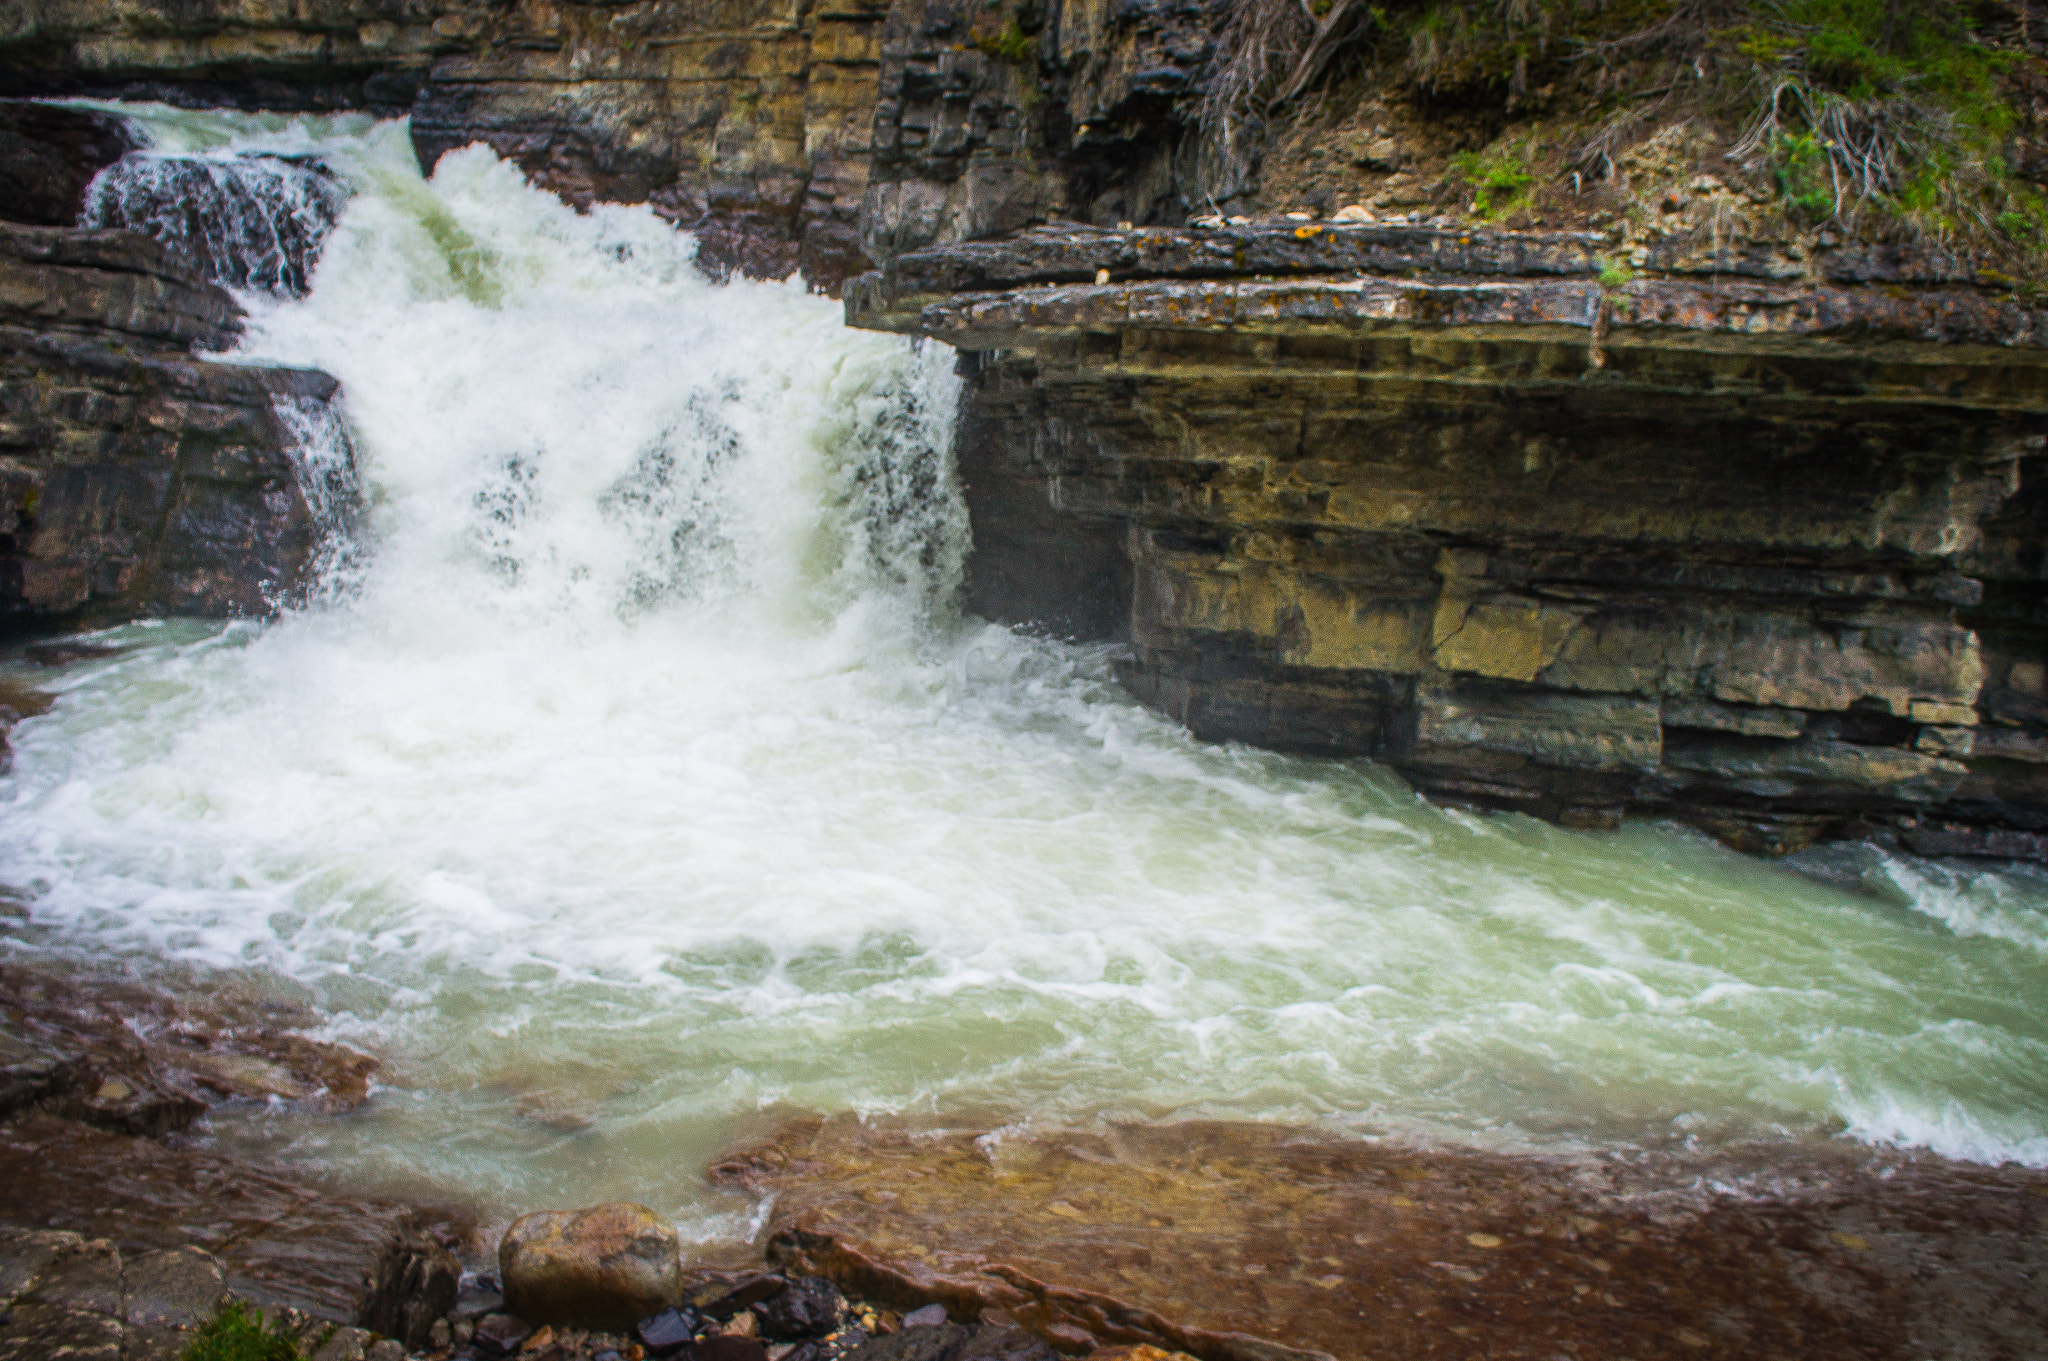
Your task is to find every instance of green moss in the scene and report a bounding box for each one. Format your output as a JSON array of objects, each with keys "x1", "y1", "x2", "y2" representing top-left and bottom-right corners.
[
  {"x1": 180, "y1": 1301, "x2": 303, "y2": 1361},
  {"x1": 973, "y1": 20, "x2": 1037, "y2": 65},
  {"x1": 1450, "y1": 143, "x2": 1537, "y2": 221},
  {"x1": 1597, "y1": 256, "x2": 1638, "y2": 290}
]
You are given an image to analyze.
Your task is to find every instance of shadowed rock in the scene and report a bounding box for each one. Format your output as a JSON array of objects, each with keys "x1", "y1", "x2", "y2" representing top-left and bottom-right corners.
[{"x1": 0, "y1": 101, "x2": 135, "y2": 227}]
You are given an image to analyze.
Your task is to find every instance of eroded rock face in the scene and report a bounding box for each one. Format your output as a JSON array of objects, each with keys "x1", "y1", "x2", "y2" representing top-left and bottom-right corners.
[
  {"x1": 500, "y1": 1202, "x2": 683, "y2": 1331},
  {"x1": 0, "y1": 1231, "x2": 228, "y2": 1361},
  {"x1": 849, "y1": 223, "x2": 2048, "y2": 855},
  {"x1": 713, "y1": 1115, "x2": 2048, "y2": 1361},
  {"x1": 0, "y1": 219, "x2": 350, "y2": 626}
]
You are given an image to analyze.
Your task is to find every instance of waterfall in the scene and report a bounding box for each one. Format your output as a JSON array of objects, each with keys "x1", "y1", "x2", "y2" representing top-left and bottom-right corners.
[{"x1": 82, "y1": 150, "x2": 350, "y2": 296}]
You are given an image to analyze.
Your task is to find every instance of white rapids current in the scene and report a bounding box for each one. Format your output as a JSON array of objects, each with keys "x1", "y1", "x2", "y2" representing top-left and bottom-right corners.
[{"x1": 4, "y1": 105, "x2": 2048, "y2": 1237}]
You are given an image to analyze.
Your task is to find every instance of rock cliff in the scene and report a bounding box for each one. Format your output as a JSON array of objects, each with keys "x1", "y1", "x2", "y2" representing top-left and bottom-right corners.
[{"x1": 848, "y1": 222, "x2": 2048, "y2": 856}]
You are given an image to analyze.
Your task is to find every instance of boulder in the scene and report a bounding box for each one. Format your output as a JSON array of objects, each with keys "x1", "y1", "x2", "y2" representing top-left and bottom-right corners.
[{"x1": 500, "y1": 1202, "x2": 681, "y2": 1331}]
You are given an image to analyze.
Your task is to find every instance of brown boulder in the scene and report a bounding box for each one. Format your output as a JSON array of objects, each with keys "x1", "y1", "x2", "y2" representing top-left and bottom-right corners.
[{"x1": 499, "y1": 1202, "x2": 681, "y2": 1330}]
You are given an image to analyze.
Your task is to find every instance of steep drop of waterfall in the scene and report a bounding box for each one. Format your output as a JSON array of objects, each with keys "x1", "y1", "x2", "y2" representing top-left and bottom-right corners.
[{"x1": 4, "y1": 106, "x2": 2048, "y2": 1233}]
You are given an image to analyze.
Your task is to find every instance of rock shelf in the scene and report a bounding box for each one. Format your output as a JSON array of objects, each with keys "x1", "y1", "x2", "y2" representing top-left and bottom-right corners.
[{"x1": 846, "y1": 223, "x2": 2048, "y2": 856}]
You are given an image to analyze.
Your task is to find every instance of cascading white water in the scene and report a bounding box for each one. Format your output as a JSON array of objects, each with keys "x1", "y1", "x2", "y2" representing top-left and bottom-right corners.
[
  {"x1": 5, "y1": 105, "x2": 2048, "y2": 1235},
  {"x1": 83, "y1": 144, "x2": 349, "y2": 295}
]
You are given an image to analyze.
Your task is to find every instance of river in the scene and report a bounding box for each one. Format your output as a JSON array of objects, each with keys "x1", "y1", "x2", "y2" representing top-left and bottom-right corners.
[{"x1": 4, "y1": 104, "x2": 2047, "y2": 1244}]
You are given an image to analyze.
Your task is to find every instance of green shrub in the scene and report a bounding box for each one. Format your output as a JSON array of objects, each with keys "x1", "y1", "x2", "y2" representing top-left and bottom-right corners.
[
  {"x1": 181, "y1": 1301, "x2": 302, "y2": 1361},
  {"x1": 1597, "y1": 256, "x2": 1638, "y2": 290},
  {"x1": 1450, "y1": 144, "x2": 1537, "y2": 221}
]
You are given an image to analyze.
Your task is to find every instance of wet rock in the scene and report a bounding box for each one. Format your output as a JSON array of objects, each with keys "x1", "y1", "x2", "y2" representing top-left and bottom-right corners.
[
  {"x1": 474, "y1": 1312, "x2": 534, "y2": 1355},
  {"x1": 951, "y1": 1323, "x2": 1053, "y2": 1361},
  {"x1": 0, "y1": 1301, "x2": 123, "y2": 1361},
  {"x1": 124, "y1": 1246, "x2": 230, "y2": 1328},
  {"x1": 47, "y1": 1069, "x2": 207, "y2": 1138},
  {"x1": 0, "y1": 101, "x2": 136, "y2": 227},
  {"x1": 756, "y1": 1278, "x2": 844, "y2": 1341},
  {"x1": 501, "y1": 1202, "x2": 682, "y2": 1331},
  {"x1": 311, "y1": 1326, "x2": 374, "y2": 1361},
  {"x1": 1, "y1": 221, "x2": 352, "y2": 624},
  {"x1": 687, "y1": 1338, "x2": 769, "y2": 1361},
  {"x1": 839, "y1": 1323, "x2": 968, "y2": 1361},
  {"x1": 454, "y1": 1279, "x2": 506, "y2": 1322},
  {"x1": 846, "y1": 223, "x2": 2048, "y2": 856},
  {"x1": 362, "y1": 1228, "x2": 461, "y2": 1347},
  {"x1": 686, "y1": 1273, "x2": 787, "y2": 1320},
  {"x1": 0, "y1": 1228, "x2": 77, "y2": 1304},
  {"x1": 0, "y1": 1111, "x2": 472, "y2": 1327},
  {"x1": 719, "y1": 1114, "x2": 2048, "y2": 1361},
  {"x1": 636, "y1": 1306, "x2": 699, "y2": 1357},
  {"x1": 82, "y1": 151, "x2": 351, "y2": 297},
  {"x1": 33, "y1": 1239, "x2": 122, "y2": 1316},
  {"x1": 366, "y1": 1340, "x2": 407, "y2": 1361},
  {"x1": 0, "y1": 962, "x2": 378, "y2": 1120}
]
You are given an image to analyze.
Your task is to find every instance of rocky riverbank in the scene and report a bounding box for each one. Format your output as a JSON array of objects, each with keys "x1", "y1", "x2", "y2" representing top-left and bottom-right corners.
[
  {"x1": 0, "y1": 955, "x2": 469, "y2": 1355},
  {"x1": 3, "y1": 949, "x2": 2045, "y2": 1361}
]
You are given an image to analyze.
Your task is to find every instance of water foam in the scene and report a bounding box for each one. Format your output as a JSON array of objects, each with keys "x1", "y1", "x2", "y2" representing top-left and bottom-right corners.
[{"x1": 4, "y1": 108, "x2": 2048, "y2": 1222}]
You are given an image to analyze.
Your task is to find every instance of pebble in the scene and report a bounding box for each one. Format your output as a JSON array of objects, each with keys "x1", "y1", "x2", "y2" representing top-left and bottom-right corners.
[
  {"x1": 634, "y1": 1307, "x2": 696, "y2": 1357},
  {"x1": 755, "y1": 1277, "x2": 845, "y2": 1340},
  {"x1": 475, "y1": 1313, "x2": 535, "y2": 1355},
  {"x1": 901, "y1": 1305, "x2": 948, "y2": 1328}
]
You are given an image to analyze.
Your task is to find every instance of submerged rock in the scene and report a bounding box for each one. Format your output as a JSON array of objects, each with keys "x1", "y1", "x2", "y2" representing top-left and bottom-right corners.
[{"x1": 501, "y1": 1202, "x2": 683, "y2": 1331}]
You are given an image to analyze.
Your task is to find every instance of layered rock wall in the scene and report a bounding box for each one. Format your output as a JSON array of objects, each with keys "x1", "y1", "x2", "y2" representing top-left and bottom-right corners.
[
  {"x1": 0, "y1": 0, "x2": 1222, "y2": 289},
  {"x1": 0, "y1": 214, "x2": 342, "y2": 623},
  {"x1": 2, "y1": 0, "x2": 896, "y2": 287},
  {"x1": 851, "y1": 224, "x2": 2048, "y2": 854}
]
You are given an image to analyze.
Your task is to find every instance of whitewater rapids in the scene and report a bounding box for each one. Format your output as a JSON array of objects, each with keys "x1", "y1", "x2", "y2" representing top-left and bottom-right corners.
[{"x1": 3, "y1": 105, "x2": 2047, "y2": 1236}]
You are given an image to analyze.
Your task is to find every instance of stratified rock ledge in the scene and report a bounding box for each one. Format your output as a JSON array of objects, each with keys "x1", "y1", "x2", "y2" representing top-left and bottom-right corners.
[{"x1": 847, "y1": 223, "x2": 2048, "y2": 858}]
